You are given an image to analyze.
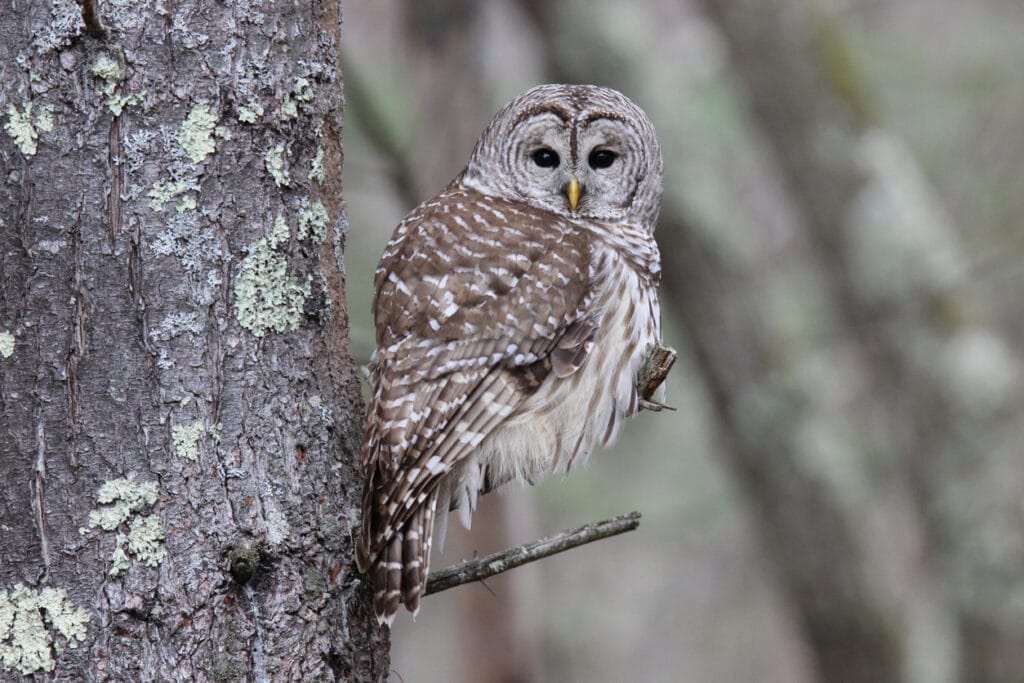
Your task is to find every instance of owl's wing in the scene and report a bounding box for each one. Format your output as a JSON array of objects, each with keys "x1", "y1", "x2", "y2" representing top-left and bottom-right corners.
[{"x1": 357, "y1": 186, "x2": 596, "y2": 574}]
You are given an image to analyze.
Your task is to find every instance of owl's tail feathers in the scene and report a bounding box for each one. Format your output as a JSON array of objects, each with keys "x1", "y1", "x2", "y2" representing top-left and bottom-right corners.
[
  {"x1": 401, "y1": 490, "x2": 439, "y2": 616},
  {"x1": 373, "y1": 533, "x2": 404, "y2": 626},
  {"x1": 371, "y1": 490, "x2": 439, "y2": 626}
]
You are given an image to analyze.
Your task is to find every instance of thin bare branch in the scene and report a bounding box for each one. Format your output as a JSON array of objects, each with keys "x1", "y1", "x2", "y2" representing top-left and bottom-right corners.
[{"x1": 425, "y1": 511, "x2": 642, "y2": 596}]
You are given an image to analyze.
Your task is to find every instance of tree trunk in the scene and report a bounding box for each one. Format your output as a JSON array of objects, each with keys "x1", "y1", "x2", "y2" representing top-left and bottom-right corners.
[{"x1": 0, "y1": 1, "x2": 388, "y2": 680}]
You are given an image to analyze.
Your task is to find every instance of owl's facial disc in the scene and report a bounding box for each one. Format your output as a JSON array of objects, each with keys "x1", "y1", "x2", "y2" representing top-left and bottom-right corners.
[
  {"x1": 499, "y1": 112, "x2": 646, "y2": 220},
  {"x1": 461, "y1": 85, "x2": 662, "y2": 228}
]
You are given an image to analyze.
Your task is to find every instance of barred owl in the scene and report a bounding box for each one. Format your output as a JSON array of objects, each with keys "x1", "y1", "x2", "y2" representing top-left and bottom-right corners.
[{"x1": 357, "y1": 84, "x2": 665, "y2": 624}]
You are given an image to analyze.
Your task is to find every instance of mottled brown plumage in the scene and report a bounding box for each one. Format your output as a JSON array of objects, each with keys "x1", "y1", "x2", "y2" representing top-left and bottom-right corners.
[{"x1": 357, "y1": 84, "x2": 665, "y2": 624}]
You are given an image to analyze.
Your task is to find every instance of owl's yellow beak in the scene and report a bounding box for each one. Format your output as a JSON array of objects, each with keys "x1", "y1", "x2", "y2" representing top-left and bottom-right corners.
[{"x1": 566, "y1": 176, "x2": 581, "y2": 211}]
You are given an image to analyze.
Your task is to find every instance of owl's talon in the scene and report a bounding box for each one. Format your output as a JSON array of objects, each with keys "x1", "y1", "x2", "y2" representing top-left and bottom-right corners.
[{"x1": 638, "y1": 398, "x2": 676, "y2": 412}]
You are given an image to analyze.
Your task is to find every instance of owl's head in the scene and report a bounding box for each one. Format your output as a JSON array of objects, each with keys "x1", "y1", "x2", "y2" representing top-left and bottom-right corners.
[{"x1": 461, "y1": 84, "x2": 664, "y2": 230}]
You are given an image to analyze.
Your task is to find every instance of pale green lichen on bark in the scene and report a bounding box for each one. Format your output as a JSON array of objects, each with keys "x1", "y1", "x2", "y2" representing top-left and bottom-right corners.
[
  {"x1": 297, "y1": 200, "x2": 329, "y2": 242},
  {"x1": 124, "y1": 516, "x2": 168, "y2": 569},
  {"x1": 263, "y1": 495, "x2": 292, "y2": 546},
  {"x1": 35, "y1": 589, "x2": 88, "y2": 647},
  {"x1": 83, "y1": 478, "x2": 167, "y2": 577},
  {"x1": 0, "y1": 585, "x2": 90, "y2": 676},
  {"x1": 270, "y1": 214, "x2": 289, "y2": 247},
  {"x1": 4, "y1": 102, "x2": 39, "y2": 156},
  {"x1": 0, "y1": 331, "x2": 14, "y2": 359},
  {"x1": 34, "y1": 104, "x2": 54, "y2": 132},
  {"x1": 238, "y1": 101, "x2": 264, "y2": 123},
  {"x1": 176, "y1": 195, "x2": 197, "y2": 212},
  {"x1": 148, "y1": 178, "x2": 193, "y2": 212},
  {"x1": 234, "y1": 215, "x2": 311, "y2": 337},
  {"x1": 178, "y1": 103, "x2": 219, "y2": 164},
  {"x1": 264, "y1": 144, "x2": 290, "y2": 187},
  {"x1": 279, "y1": 98, "x2": 299, "y2": 122},
  {"x1": 308, "y1": 147, "x2": 325, "y2": 184},
  {"x1": 90, "y1": 55, "x2": 141, "y2": 115},
  {"x1": 87, "y1": 478, "x2": 157, "y2": 531},
  {"x1": 90, "y1": 55, "x2": 125, "y2": 91},
  {"x1": 278, "y1": 77, "x2": 315, "y2": 122},
  {"x1": 106, "y1": 514, "x2": 167, "y2": 578},
  {"x1": 172, "y1": 420, "x2": 205, "y2": 461},
  {"x1": 106, "y1": 91, "x2": 144, "y2": 117},
  {"x1": 109, "y1": 539, "x2": 131, "y2": 578}
]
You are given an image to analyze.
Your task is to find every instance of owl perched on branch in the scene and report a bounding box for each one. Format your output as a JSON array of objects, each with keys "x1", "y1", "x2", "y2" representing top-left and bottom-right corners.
[{"x1": 356, "y1": 84, "x2": 666, "y2": 625}]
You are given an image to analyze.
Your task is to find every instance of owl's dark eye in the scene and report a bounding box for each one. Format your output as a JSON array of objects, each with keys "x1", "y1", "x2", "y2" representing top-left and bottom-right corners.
[
  {"x1": 531, "y1": 148, "x2": 560, "y2": 168},
  {"x1": 588, "y1": 149, "x2": 618, "y2": 169}
]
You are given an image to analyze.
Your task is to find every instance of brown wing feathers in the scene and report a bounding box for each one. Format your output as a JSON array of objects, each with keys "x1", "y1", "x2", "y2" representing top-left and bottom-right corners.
[{"x1": 358, "y1": 187, "x2": 592, "y2": 624}]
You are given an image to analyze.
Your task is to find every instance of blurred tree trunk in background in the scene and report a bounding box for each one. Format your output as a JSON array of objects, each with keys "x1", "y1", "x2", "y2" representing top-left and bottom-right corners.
[
  {"x1": 658, "y1": 224, "x2": 903, "y2": 683},
  {"x1": 449, "y1": 494, "x2": 544, "y2": 683},
  {"x1": 516, "y1": 3, "x2": 901, "y2": 682},
  {"x1": 697, "y1": 2, "x2": 1024, "y2": 681},
  {"x1": 0, "y1": 1, "x2": 388, "y2": 680}
]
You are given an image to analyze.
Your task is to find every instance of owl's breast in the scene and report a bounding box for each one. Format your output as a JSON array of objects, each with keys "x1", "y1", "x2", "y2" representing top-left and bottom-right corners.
[{"x1": 477, "y1": 242, "x2": 662, "y2": 486}]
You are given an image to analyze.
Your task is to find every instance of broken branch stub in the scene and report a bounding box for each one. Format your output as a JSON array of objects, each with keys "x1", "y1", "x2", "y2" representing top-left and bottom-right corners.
[{"x1": 637, "y1": 342, "x2": 677, "y2": 411}]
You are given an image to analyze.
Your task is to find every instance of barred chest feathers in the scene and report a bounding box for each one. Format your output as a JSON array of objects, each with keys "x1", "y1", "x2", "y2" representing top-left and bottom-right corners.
[{"x1": 441, "y1": 230, "x2": 661, "y2": 531}]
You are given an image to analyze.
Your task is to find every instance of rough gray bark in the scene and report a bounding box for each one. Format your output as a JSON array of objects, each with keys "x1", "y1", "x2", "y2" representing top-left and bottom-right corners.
[{"x1": 0, "y1": 1, "x2": 388, "y2": 680}]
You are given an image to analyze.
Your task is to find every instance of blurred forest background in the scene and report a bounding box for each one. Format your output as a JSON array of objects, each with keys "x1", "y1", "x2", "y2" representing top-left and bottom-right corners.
[{"x1": 341, "y1": 1, "x2": 1024, "y2": 681}]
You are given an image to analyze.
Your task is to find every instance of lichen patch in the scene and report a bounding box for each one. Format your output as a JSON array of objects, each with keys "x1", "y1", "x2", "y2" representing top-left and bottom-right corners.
[
  {"x1": 90, "y1": 55, "x2": 125, "y2": 91},
  {"x1": 172, "y1": 420, "x2": 205, "y2": 461},
  {"x1": 308, "y1": 147, "x2": 325, "y2": 184},
  {"x1": 178, "y1": 103, "x2": 218, "y2": 164},
  {"x1": 150, "y1": 211, "x2": 221, "y2": 274},
  {"x1": 33, "y1": 104, "x2": 55, "y2": 133},
  {"x1": 84, "y1": 478, "x2": 167, "y2": 578},
  {"x1": 298, "y1": 200, "x2": 329, "y2": 243},
  {"x1": 175, "y1": 195, "x2": 197, "y2": 212},
  {"x1": 148, "y1": 178, "x2": 196, "y2": 212},
  {"x1": 234, "y1": 216, "x2": 311, "y2": 337},
  {"x1": 4, "y1": 102, "x2": 39, "y2": 157},
  {"x1": 264, "y1": 144, "x2": 290, "y2": 187},
  {"x1": 0, "y1": 585, "x2": 90, "y2": 676},
  {"x1": 0, "y1": 331, "x2": 14, "y2": 359},
  {"x1": 106, "y1": 91, "x2": 145, "y2": 117},
  {"x1": 263, "y1": 494, "x2": 292, "y2": 546},
  {"x1": 123, "y1": 516, "x2": 168, "y2": 571},
  {"x1": 89, "y1": 56, "x2": 142, "y2": 115},
  {"x1": 87, "y1": 478, "x2": 158, "y2": 531},
  {"x1": 238, "y1": 102, "x2": 264, "y2": 124},
  {"x1": 278, "y1": 77, "x2": 315, "y2": 122}
]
